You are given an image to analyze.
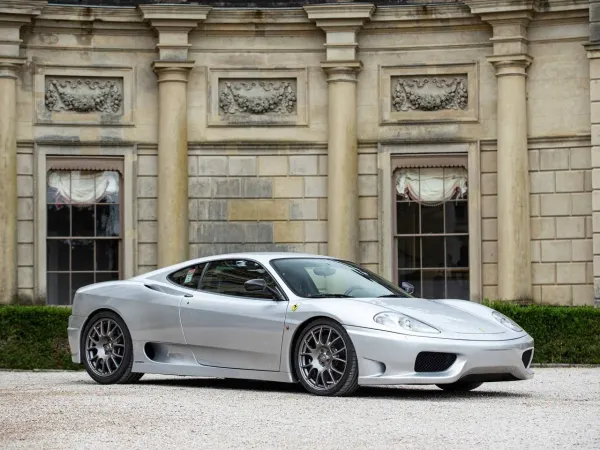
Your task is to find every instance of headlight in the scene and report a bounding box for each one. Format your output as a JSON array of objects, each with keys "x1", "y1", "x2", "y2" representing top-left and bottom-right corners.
[
  {"x1": 492, "y1": 311, "x2": 523, "y2": 332},
  {"x1": 374, "y1": 312, "x2": 440, "y2": 334}
]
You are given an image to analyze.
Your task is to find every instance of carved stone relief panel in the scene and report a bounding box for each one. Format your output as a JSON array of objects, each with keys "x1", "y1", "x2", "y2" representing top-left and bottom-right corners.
[
  {"x1": 380, "y1": 63, "x2": 478, "y2": 124},
  {"x1": 45, "y1": 77, "x2": 123, "y2": 115},
  {"x1": 208, "y1": 68, "x2": 308, "y2": 127},
  {"x1": 219, "y1": 79, "x2": 297, "y2": 117},
  {"x1": 34, "y1": 65, "x2": 134, "y2": 126},
  {"x1": 391, "y1": 76, "x2": 468, "y2": 112}
]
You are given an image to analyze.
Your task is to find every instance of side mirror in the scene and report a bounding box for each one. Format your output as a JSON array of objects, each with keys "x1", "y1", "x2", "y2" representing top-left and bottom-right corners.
[
  {"x1": 401, "y1": 281, "x2": 415, "y2": 295},
  {"x1": 245, "y1": 279, "x2": 267, "y2": 292}
]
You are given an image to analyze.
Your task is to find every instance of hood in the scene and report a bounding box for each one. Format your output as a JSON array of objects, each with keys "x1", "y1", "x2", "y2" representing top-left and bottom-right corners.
[{"x1": 358, "y1": 297, "x2": 507, "y2": 335}]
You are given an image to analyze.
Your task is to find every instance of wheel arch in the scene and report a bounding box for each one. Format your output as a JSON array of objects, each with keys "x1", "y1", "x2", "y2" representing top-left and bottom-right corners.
[
  {"x1": 286, "y1": 315, "x2": 346, "y2": 383},
  {"x1": 79, "y1": 307, "x2": 127, "y2": 348}
]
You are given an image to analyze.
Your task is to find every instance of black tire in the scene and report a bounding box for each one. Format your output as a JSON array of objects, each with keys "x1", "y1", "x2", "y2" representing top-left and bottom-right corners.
[
  {"x1": 81, "y1": 310, "x2": 144, "y2": 385},
  {"x1": 293, "y1": 318, "x2": 359, "y2": 397},
  {"x1": 436, "y1": 381, "x2": 483, "y2": 392}
]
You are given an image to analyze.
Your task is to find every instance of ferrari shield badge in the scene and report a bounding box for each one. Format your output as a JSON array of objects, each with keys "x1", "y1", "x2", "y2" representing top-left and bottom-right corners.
[{"x1": 291, "y1": 304, "x2": 299, "y2": 312}]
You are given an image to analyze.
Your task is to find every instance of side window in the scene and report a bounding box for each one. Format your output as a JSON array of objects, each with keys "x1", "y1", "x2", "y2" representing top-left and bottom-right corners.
[
  {"x1": 168, "y1": 263, "x2": 206, "y2": 289},
  {"x1": 200, "y1": 259, "x2": 277, "y2": 299}
]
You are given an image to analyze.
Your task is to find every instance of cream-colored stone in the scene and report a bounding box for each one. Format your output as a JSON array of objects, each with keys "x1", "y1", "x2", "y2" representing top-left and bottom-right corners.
[
  {"x1": 531, "y1": 240, "x2": 541, "y2": 263},
  {"x1": 570, "y1": 147, "x2": 591, "y2": 170},
  {"x1": 572, "y1": 239, "x2": 593, "y2": 262},
  {"x1": 358, "y1": 175, "x2": 377, "y2": 197},
  {"x1": 482, "y1": 285, "x2": 498, "y2": 300},
  {"x1": 228, "y1": 156, "x2": 257, "y2": 176},
  {"x1": 17, "y1": 221, "x2": 33, "y2": 244},
  {"x1": 273, "y1": 177, "x2": 304, "y2": 198},
  {"x1": 481, "y1": 151, "x2": 497, "y2": 173},
  {"x1": 359, "y1": 219, "x2": 378, "y2": 242},
  {"x1": 138, "y1": 221, "x2": 158, "y2": 243},
  {"x1": 572, "y1": 284, "x2": 594, "y2": 306},
  {"x1": 228, "y1": 200, "x2": 258, "y2": 221},
  {"x1": 532, "y1": 263, "x2": 555, "y2": 285},
  {"x1": 360, "y1": 242, "x2": 378, "y2": 265},
  {"x1": 358, "y1": 154, "x2": 377, "y2": 175},
  {"x1": 530, "y1": 217, "x2": 555, "y2": 239},
  {"x1": 481, "y1": 218, "x2": 497, "y2": 241},
  {"x1": 482, "y1": 263, "x2": 498, "y2": 286},
  {"x1": 17, "y1": 243, "x2": 33, "y2": 267},
  {"x1": 17, "y1": 198, "x2": 33, "y2": 221},
  {"x1": 258, "y1": 156, "x2": 288, "y2": 176},
  {"x1": 138, "y1": 243, "x2": 158, "y2": 266},
  {"x1": 359, "y1": 197, "x2": 377, "y2": 220},
  {"x1": 530, "y1": 194, "x2": 540, "y2": 217},
  {"x1": 555, "y1": 171, "x2": 585, "y2": 193},
  {"x1": 556, "y1": 217, "x2": 585, "y2": 239},
  {"x1": 318, "y1": 198, "x2": 328, "y2": 220},
  {"x1": 482, "y1": 241, "x2": 497, "y2": 264},
  {"x1": 571, "y1": 193, "x2": 592, "y2": 215},
  {"x1": 529, "y1": 172, "x2": 554, "y2": 194},
  {"x1": 304, "y1": 221, "x2": 327, "y2": 243},
  {"x1": 540, "y1": 194, "x2": 571, "y2": 216},
  {"x1": 541, "y1": 240, "x2": 571, "y2": 262},
  {"x1": 540, "y1": 149, "x2": 569, "y2": 171},
  {"x1": 528, "y1": 150, "x2": 539, "y2": 171},
  {"x1": 304, "y1": 176, "x2": 328, "y2": 198},
  {"x1": 541, "y1": 285, "x2": 572, "y2": 305},
  {"x1": 481, "y1": 173, "x2": 497, "y2": 195},
  {"x1": 17, "y1": 154, "x2": 33, "y2": 175},
  {"x1": 481, "y1": 195, "x2": 497, "y2": 218},
  {"x1": 257, "y1": 200, "x2": 289, "y2": 221},
  {"x1": 557, "y1": 262, "x2": 587, "y2": 284},
  {"x1": 274, "y1": 221, "x2": 304, "y2": 243}
]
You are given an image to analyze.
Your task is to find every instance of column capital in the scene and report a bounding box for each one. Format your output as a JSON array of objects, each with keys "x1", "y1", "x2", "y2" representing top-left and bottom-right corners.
[
  {"x1": 321, "y1": 61, "x2": 362, "y2": 83},
  {"x1": 304, "y1": 4, "x2": 375, "y2": 62},
  {"x1": 0, "y1": 56, "x2": 25, "y2": 79},
  {"x1": 487, "y1": 54, "x2": 533, "y2": 77},
  {"x1": 139, "y1": 5, "x2": 212, "y2": 61},
  {"x1": 152, "y1": 61, "x2": 195, "y2": 83},
  {"x1": 0, "y1": 1, "x2": 45, "y2": 58}
]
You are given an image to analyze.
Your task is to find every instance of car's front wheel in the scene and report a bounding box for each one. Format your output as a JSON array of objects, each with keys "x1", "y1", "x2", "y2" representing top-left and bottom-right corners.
[
  {"x1": 293, "y1": 319, "x2": 359, "y2": 396},
  {"x1": 81, "y1": 310, "x2": 143, "y2": 384},
  {"x1": 436, "y1": 381, "x2": 483, "y2": 392}
]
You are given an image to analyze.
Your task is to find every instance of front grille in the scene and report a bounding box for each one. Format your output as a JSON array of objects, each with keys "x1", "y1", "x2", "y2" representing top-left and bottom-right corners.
[
  {"x1": 414, "y1": 352, "x2": 457, "y2": 372},
  {"x1": 522, "y1": 349, "x2": 533, "y2": 368}
]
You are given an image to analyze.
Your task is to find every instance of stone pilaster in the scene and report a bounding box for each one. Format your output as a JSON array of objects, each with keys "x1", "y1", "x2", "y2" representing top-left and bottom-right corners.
[
  {"x1": 0, "y1": 1, "x2": 44, "y2": 304},
  {"x1": 467, "y1": 1, "x2": 535, "y2": 300},
  {"x1": 140, "y1": 5, "x2": 211, "y2": 268},
  {"x1": 586, "y1": 0, "x2": 600, "y2": 306},
  {"x1": 304, "y1": 4, "x2": 374, "y2": 263}
]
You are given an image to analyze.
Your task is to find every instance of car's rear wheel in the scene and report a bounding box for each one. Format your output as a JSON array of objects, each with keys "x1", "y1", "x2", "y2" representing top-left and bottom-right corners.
[
  {"x1": 82, "y1": 311, "x2": 143, "y2": 384},
  {"x1": 293, "y1": 319, "x2": 359, "y2": 396},
  {"x1": 436, "y1": 381, "x2": 483, "y2": 392}
]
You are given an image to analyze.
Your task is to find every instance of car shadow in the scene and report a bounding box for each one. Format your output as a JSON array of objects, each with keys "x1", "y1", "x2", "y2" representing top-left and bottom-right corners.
[{"x1": 136, "y1": 377, "x2": 530, "y2": 400}]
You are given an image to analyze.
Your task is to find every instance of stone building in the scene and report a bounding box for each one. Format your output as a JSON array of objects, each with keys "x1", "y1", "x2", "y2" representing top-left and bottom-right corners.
[{"x1": 0, "y1": 0, "x2": 598, "y2": 306}]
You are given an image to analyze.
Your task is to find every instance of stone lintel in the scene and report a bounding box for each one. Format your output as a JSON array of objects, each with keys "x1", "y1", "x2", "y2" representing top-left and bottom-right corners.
[
  {"x1": 464, "y1": 0, "x2": 536, "y2": 16},
  {"x1": 304, "y1": 4, "x2": 375, "y2": 23},
  {"x1": 0, "y1": 0, "x2": 46, "y2": 17},
  {"x1": 585, "y1": 43, "x2": 600, "y2": 59},
  {"x1": 139, "y1": 5, "x2": 212, "y2": 23}
]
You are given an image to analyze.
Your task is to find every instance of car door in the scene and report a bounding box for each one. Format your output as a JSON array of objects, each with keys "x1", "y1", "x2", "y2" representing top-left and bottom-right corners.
[{"x1": 179, "y1": 258, "x2": 288, "y2": 372}]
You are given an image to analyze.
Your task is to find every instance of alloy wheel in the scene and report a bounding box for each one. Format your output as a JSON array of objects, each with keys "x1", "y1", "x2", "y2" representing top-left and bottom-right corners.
[
  {"x1": 298, "y1": 325, "x2": 348, "y2": 391},
  {"x1": 84, "y1": 318, "x2": 126, "y2": 377}
]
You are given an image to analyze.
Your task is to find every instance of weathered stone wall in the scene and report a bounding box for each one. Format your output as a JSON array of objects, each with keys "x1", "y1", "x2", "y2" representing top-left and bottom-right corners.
[{"x1": 16, "y1": 148, "x2": 35, "y2": 302}]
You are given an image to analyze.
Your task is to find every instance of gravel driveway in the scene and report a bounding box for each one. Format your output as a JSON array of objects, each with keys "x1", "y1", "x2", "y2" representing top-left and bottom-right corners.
[{"x1": 1, "y1": 368, "x2": 599, "y2": 449}]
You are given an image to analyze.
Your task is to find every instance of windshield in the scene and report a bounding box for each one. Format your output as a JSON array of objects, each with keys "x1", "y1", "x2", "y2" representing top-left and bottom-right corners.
[{"x1": 270, "y1": 258, "x2": 413, "y2": 299}]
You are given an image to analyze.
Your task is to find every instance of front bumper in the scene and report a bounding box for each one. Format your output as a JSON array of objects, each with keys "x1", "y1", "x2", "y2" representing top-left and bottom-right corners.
[
  {"x1": 346, "y1": 326, "x2": 534, "y2": 386},
  {"x1": 67, "y1": 315, "x2": 86, "y2": 364}
]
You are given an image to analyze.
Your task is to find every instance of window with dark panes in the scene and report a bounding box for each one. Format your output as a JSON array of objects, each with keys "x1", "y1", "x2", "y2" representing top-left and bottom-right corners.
[
  {"x1": 200, "y1": 259, "x2": 279, "y2": 299},
  {"x1": 394, "y1": 165, "x2": 469, "y2": 300},
  {"x1": 46, "y1": 165, "x2": 122, "y2": 305}
]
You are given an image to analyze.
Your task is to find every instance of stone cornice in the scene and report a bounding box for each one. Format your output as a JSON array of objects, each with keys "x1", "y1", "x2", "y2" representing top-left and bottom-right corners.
[
  {"x1": 464, "y1": 0, "x2": 537, "y2": 16},
  {"x1": 139, "y1": 5, "x2": 212, "y2": 24},
  {"x1": 304, "y1": 4, "x2": 375, "y2": 31},
  {"x1": 0, "y1": 0, "x2": 46, "y2": 17}
]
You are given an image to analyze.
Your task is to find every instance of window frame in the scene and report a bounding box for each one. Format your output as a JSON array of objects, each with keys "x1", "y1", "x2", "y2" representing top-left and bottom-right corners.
[
  {"x1": 45, "y1": 157, "x2": 125, "y2": 305},
  {"x1": 393, "y1": 163, "x2": 469, "y2": 299},
  {"x1": 377, "y1": 142, "x2": 482, "y2": 302},
  {"x1": 167, "y1": 262, "x2": 209, "y2": 290},
  {"x1": 170, "y1": 258, "x2": 289, "y2": 301}
]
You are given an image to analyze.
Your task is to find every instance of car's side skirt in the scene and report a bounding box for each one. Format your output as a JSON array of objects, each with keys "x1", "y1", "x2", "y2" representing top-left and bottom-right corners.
[{"x1": 131, "y1": 360, "x2": 295, "y2": 383}]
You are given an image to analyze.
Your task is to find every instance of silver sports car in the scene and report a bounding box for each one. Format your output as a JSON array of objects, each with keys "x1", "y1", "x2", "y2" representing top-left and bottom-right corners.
[{"x1": 68, "y1": 252, "x2": 534, "y2": 396}]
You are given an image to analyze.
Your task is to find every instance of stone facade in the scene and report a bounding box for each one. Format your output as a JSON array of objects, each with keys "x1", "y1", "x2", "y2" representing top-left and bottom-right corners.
[{"x1": 0, "y1": 0, "x2": 597, "y2": 306}]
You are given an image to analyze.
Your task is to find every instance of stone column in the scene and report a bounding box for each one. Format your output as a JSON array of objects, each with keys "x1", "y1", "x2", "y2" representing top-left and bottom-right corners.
[
  {"x1": 489, "y1": 54, "x2": 533, "y2": 300},
  {"x1": 0, "y1": 1, "x2": 44, "y2": 303},
  {"x1": 0, "y1": 58, "x2": 22, "y2": 303},
  {"x1": 141, "y1": 5, "x2": 211, "y2": 268},
  {"x1": 587, "y1": 0, "x2": 600, "y2": 305},
  {"x1": 467, "y1": 1, "x2": 535, "y2": 300},
  {"x1": 153, "y1": 62, "x2": 194, "y2": 267},
  {"x1": 304, "y1": 4, "x2": 374, "y2": 262}
]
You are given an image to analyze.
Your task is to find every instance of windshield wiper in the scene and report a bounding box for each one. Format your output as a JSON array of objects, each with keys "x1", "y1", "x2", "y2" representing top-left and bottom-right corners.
[
  {"x1": 308, "y1": 294, "x2": 353, "y2": 298},
  {"x1": 377, "y1": 294, "x2": 405, "y2": 298}
]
